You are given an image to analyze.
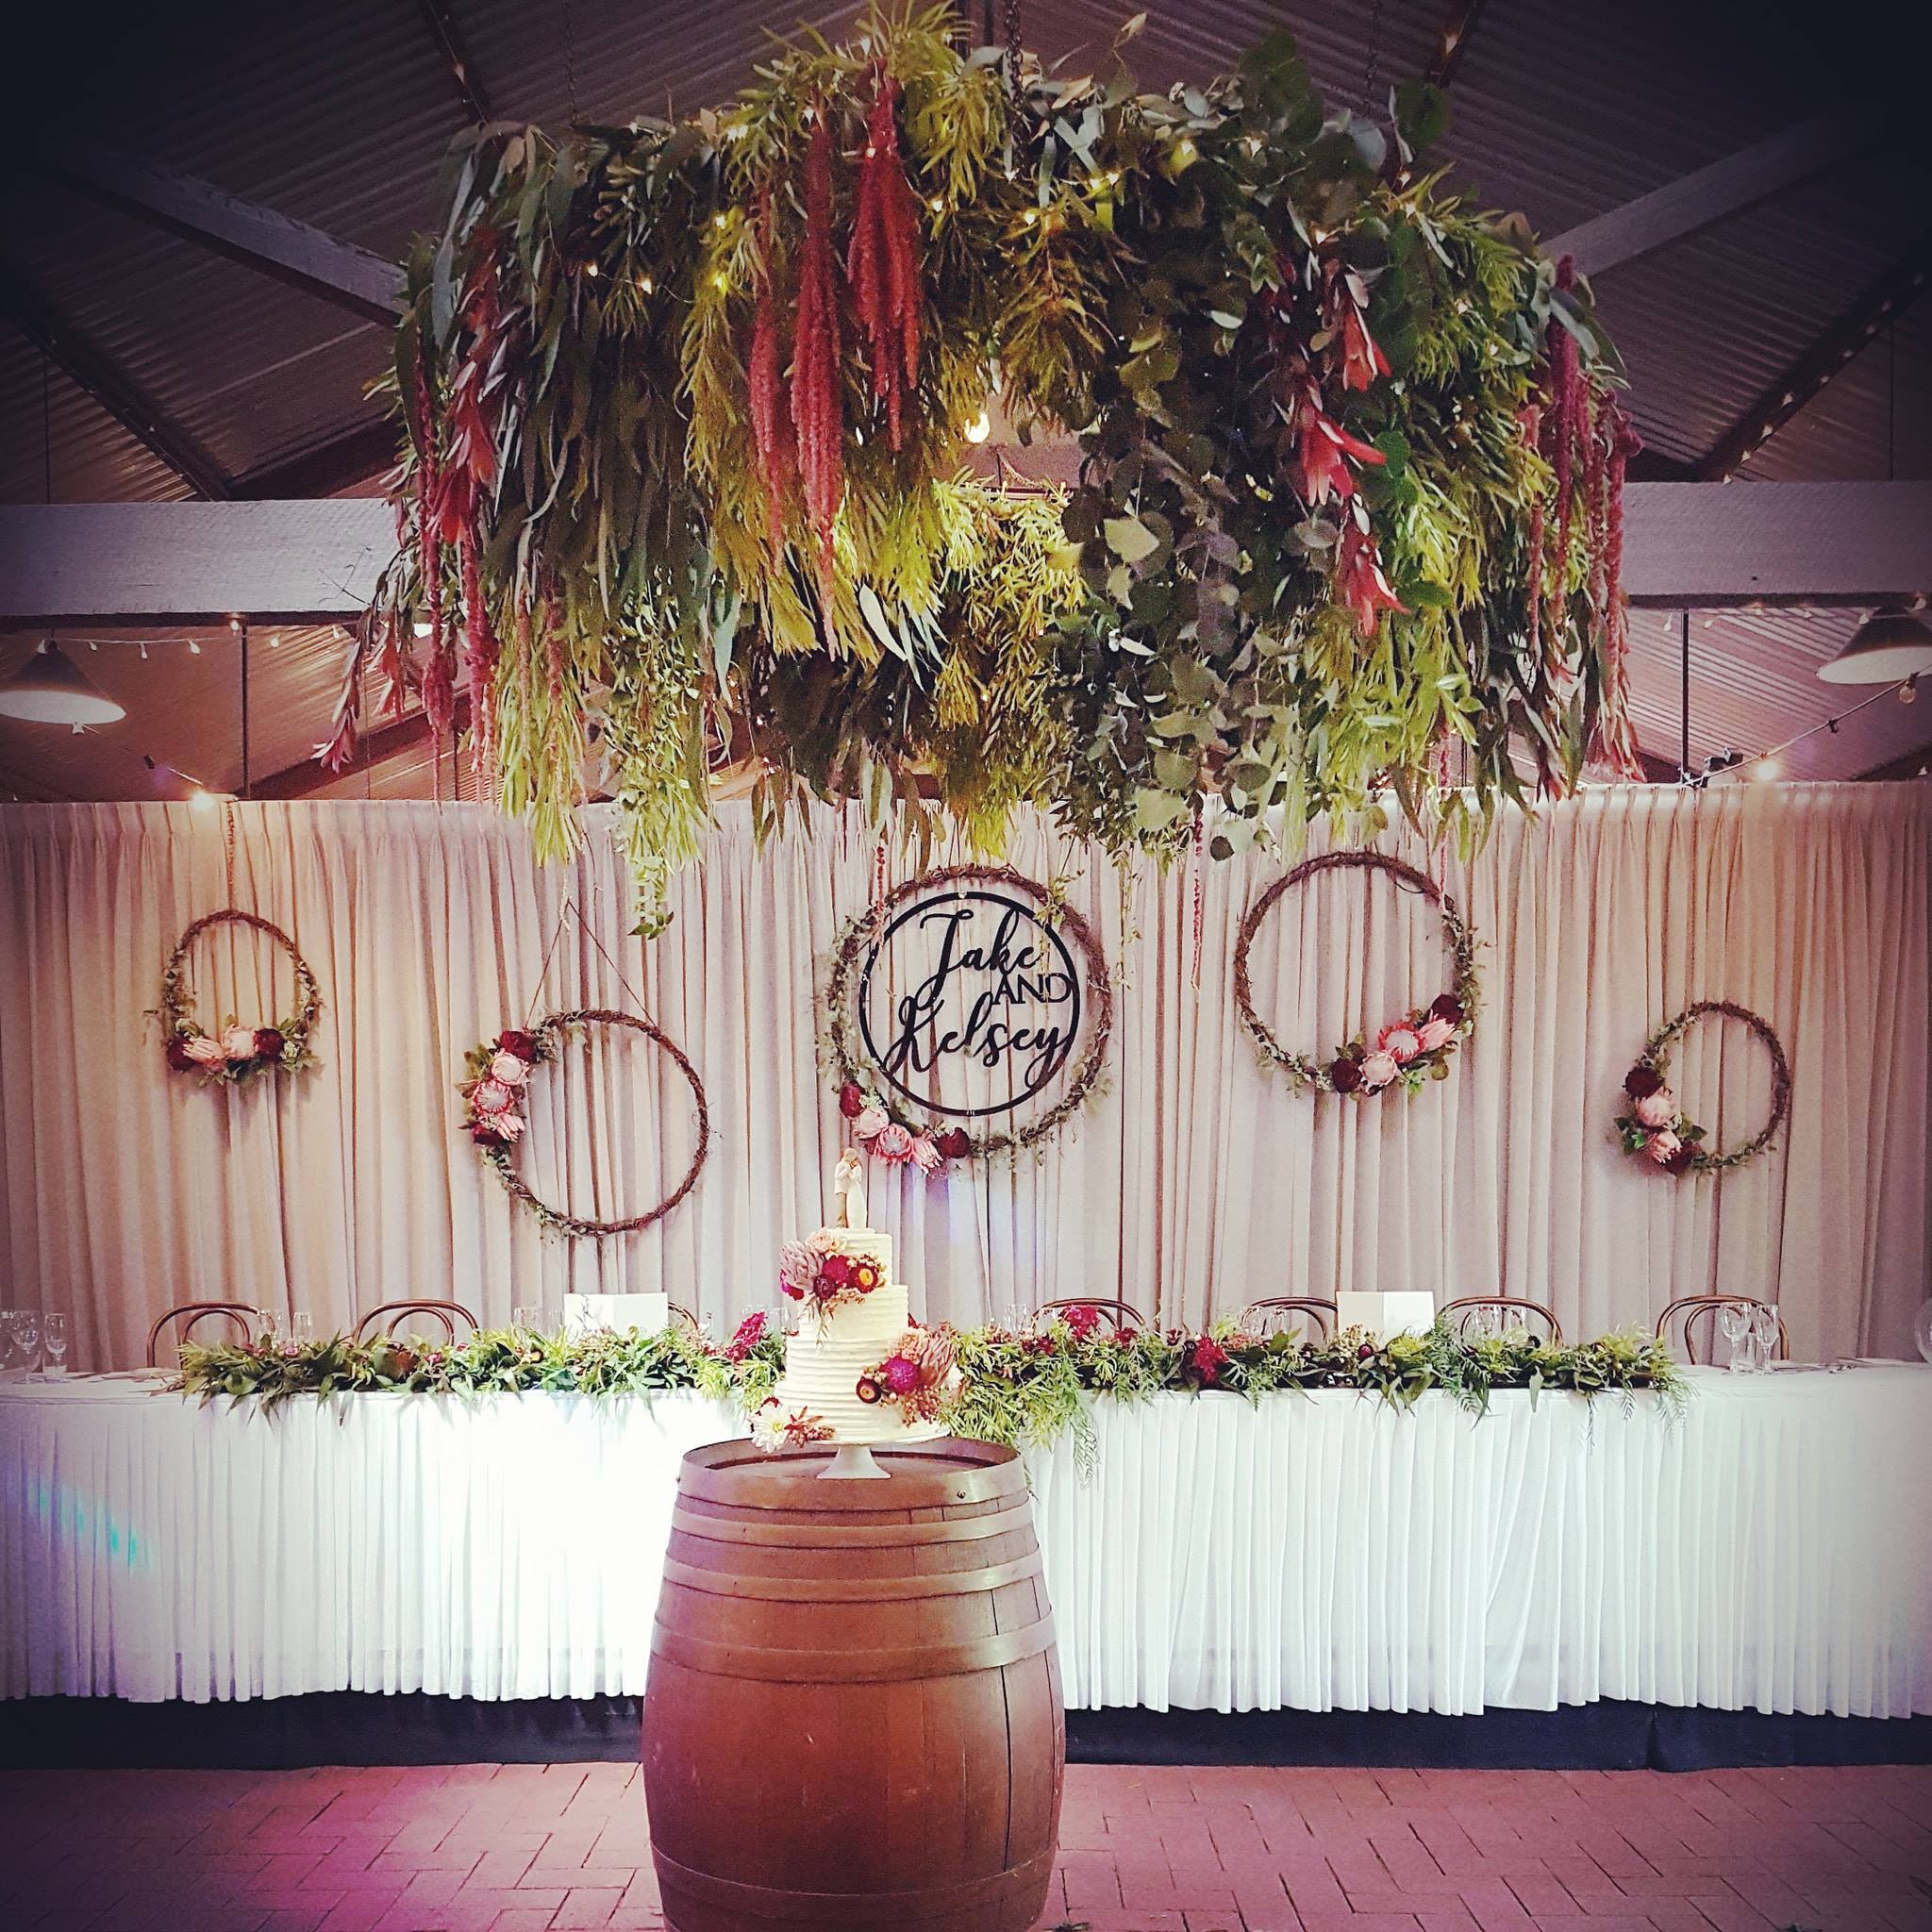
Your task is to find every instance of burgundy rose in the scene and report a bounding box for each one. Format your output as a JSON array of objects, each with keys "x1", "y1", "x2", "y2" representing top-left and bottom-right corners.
[
  {"x1": 1429, "y1": 993, "x2": 1465, "y2": 1025},
  {"x1": 1357, "y1": 1341, "x2": 1376, "y2": 1361},
  {"x1": 1624, "y1": 1064, "x2": 1665, "y2": 1101},
  {"x1": 1329, "y1": 1057, "x2": 1364, "y2": 1093},
  {"x1": 166, "y1": 1038, "x2": 195, "y2": 1072},
  {"x1": 839, "y1": 1082, "x2": 864, "y2": 1120},
  {"x1": 253, "y1": 1026, "x2": 285, "y2": 1061},
  {"x1": 1663, "y1": 1145, "x2": 1696, "y2": 1175},
  {"x1": 1190, "y1": 1338, "x2": 1229, "y2": 1387},
  {"x1": 497, "y1": 1028, "x2": 539, "y2": 1062},
  {"x1": 821, "y1": 1253, "x2": 856, "y2": 1289},
  {"x1": 936, "y1": 1127, "x2": 973, "y2": 1161},
  {"x1": 469, "y1": 1121, "x2": 505, "y2": 1146}
]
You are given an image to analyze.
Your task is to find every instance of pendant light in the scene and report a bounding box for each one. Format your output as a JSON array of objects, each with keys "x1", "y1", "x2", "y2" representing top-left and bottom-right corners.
[
  {"x1": 0, "y1": 639, "x2": 127, "y2": 727},
  {"x1": 1821, "y1": 320, "x2": 1932, "y2": 684}
]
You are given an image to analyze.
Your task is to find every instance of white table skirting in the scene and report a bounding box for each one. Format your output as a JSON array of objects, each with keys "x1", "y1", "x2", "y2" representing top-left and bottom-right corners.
[{"x1": 3, "y1": 1368, "x2": 1927, "y2": 1717}]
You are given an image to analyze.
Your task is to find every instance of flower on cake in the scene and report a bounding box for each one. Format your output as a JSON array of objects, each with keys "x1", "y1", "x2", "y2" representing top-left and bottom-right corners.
[
  {"x1": 752, "y1": 1397, "x2": 835, "y2": 1450},
  {"x1": 856, "y1": 1325, "x2": 959, "y2": 1425},
  {"x1": 778, "y1": 1234, "x2": 883, "y2": 1322}
]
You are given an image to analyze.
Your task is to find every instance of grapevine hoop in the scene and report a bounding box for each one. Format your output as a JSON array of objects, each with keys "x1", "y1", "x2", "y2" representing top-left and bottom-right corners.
[
  {"x1": 825, "y1": 864, "x2": 1113, "y2": 1161},
  {"x1": 1233, "y1": 851, "x2": 1479, "y2": 1096},
  {"x1": 1615, "y1": 1001, "x2": 1791, "y2": 1176},
  {"x1": 463, "y1": 1008, "x2": 710, "y2": 1238},
  {"x1": 159, "y1": 908, "x2": 322, "y2": 1085}
]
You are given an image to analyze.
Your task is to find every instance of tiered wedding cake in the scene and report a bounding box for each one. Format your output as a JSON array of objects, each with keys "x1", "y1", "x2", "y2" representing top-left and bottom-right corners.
[{"x1": 760, "y1": 1151, "x2": 954, "y2": 1448}]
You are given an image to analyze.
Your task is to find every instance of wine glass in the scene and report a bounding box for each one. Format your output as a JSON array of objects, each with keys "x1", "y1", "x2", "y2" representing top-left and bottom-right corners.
[
  {"x1": 42, "y1": 1312, "x2": 70, "y2": 1379},
  {"x1": 10, "y1": 1310, "x2": 42, "y2": 1379},
  {"x1": 1717, "y1": 1302, "x2": 1753, "y2": 1373},
  {"x1": 289, "y1": 1311, "x2": 315, "y2": 1346},
  {"x1": 1753, "y1": 1303, "x2": 1781, "y2": 1370},
  {"x1": 0, "y1": 1313, "x2": 20, "y2": 1382},
  {"x1": 254, "y1": 1307, "x2": 281, "y2": 1346}
]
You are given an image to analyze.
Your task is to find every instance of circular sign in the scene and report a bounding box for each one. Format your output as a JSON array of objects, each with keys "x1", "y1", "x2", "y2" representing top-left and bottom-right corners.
[{"x1": 827, "y1": 866, "x2": 1113, "y2": 1160}]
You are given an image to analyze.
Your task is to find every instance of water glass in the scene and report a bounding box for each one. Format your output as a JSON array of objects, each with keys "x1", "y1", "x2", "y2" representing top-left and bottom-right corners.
[
  {"x1": 255, "y1": 1307, "x2": 281, "y2": 1346},
  {"x1": 0, "y1": 1312, "x2": 20, "y2": 1382},
  {"x1": 1718, "y1": 1302, "x2": 1754, "y2": 1372},
  {"x1": 42, "y1": 1311, "x2": 69, "y2": 1378},
  {"x1": 289, "y1": 1310, "x2": 316, "y2": 1346}
]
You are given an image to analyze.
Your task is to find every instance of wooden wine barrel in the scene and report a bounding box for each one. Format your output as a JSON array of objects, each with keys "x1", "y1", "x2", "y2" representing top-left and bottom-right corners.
[{"x1": 641, "y1": 1437, "x2": 1062, "y2": 1932}]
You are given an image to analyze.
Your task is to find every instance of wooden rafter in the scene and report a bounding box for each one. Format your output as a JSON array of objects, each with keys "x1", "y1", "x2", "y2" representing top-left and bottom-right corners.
[
  {"x1": 1690, "y1": 238, "x2": 1932, "y2": 481},
  {"x1": 1546, "y1": 109, "x2": 1887, "y2": 277},
  {"x1": 1423, "y1": 0, "x2": 1485, "y2": 89},
  {"x1": 30, "y1": 149, "x2": 405, "y2": 326},
  {"x1": 0, "y1": 265, "x2": 232, "y2": 502},
  {"x1": 413, "y1": 0, "x2": 494, "y2": 123}
]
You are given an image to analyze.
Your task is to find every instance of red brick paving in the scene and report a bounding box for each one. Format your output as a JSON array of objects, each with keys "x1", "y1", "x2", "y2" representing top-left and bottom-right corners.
[{"x1": 4, "y1": 1760, "x2": 1928, "y2": 1931}]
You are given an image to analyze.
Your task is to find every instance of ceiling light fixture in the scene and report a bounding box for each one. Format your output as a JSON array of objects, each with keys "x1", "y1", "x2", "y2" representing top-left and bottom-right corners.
[
  {"x1": 1818, "y1": 607, "x2": 1932, "y2": 685},
  {"x1": 0, "y1": 640, "x2": 127, "y2": 727}
]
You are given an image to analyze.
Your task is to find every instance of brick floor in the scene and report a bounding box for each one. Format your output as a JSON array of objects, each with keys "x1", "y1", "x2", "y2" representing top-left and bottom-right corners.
[{"x1": 4, "y1": 1761, "x2": 1928, "y2": 1931}]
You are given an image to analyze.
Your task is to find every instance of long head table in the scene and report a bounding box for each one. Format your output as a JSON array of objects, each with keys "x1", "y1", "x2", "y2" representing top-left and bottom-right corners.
[{"x1": 2, "y1": 1367, "x2": 1926, "y2": 1719}]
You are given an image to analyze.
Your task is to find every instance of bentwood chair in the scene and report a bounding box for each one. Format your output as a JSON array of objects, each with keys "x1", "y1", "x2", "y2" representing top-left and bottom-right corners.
[
  {"x1": 1656, "y1": 1295, "x2": 1789, "y2": 1366},
  {"x1": 353, "y1": 1300, "x2": 479, "y2": 1345},
  {"x1": 668, "y1": 1301, "x2": 703, "y2": 1337},
  {"x1": 1239, "y1": 1297, "x2": 1339, "y2": 1341},
  {"x1": 1440, "y1": 1296, "x2": 1564, "y2": 1345},
  {"x1": 147, "y1": 1302, "x2": 255, "y2": 1366},
  {"x1": 1035, "y1": 1297, "x2": 1147, "y2": 1335}
]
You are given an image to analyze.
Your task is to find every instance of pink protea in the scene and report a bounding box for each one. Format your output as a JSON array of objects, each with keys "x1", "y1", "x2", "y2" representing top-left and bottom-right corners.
[
  {"x1": 1377, "y1": 1024, "x2": 1424, "y2": 1064},
  {"x1": 873, "y1": 1123, "x2": 916, "y2": 1163},
  {"x1": 1633, "y1": 1089, "x2": 1677, "y2": 1129},
  {"x1": 854, "y1": 1106, "x2": 891, "y2": 1141},
  {"x1": 910, "y1": 1135, "x2": 942, "y2": 1175}
]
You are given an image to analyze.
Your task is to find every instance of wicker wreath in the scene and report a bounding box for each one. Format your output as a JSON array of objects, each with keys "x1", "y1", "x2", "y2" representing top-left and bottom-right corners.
[
  {"x1": 1615, "y1": 1002, "x2": 1791, "y2": 1176},
  {"x1": 461, "y1": 1009, "x2": 709, "y2": 1238},
  {"x1": 1234, "y1": 851, "x2": 1479, "y2": 1096},
  {"x1": 159, "y1": 909, "x2": 322, "y2": 1086},
  {"x1": 825, "y1": 864, "x2": 1114, "y2": 1162}
]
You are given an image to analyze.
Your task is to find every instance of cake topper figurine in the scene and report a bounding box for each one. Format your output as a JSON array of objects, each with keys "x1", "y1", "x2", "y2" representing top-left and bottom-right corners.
[{"x1": 832, "y1": 1147, "x2": 869, "y2": 1231}]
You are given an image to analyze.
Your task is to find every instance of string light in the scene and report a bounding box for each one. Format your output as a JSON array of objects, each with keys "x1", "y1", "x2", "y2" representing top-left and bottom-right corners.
[{"x1": 964, "y1": 409, "x2": 991, "y2": 443}]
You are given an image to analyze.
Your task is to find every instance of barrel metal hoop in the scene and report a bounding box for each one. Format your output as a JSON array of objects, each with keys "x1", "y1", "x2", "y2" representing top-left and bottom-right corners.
[
  {"x1": 669, "y1": 1506, "x2": 1024, "y2": 1548},
  {"x1": 658, "y1": 1552, "x2": 1043, "y2": 1603},
  {"x1": 651, "y1": 1616, "x2": 1056, "y2": 1684},
  {"x1": 651, "y1": 1841, "x2": 1058, "y2": 1921}
]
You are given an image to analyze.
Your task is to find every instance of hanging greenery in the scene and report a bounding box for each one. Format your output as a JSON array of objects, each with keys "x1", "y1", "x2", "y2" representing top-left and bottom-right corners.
[{"x1": 338, "y1": 4, "x2": 1639, "y2": 917}]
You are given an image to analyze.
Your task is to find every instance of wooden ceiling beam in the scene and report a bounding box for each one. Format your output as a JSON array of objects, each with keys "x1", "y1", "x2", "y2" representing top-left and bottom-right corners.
[
  {"x1": 413, "y1": 0, "x2": 494, "y2": 123},
  {"x1": 1690, "y1": 238, "x2": 1932, "y2": 481},
  {"x1": 5, "y1": 483, "x2": 1930, "y2": 624},
  {"x1": 1546, "y1": 108, "x2": 1888, "y2": 277},
  {"x1": 0, "y1": 266, "x2": 233, "y2": 502},
  {"x1": 29, "y1": 148, "x2": 405, "y2": 326}
]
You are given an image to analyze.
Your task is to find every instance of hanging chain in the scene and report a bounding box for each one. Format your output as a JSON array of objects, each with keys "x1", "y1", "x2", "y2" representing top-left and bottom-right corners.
[
  {"x1": 1190, "y1": 813, "x2": 1205, "y2": 992},
  {"x1": 223, "y1": 797, "x2": 238, "y2": 906},
  {"x1": 1003, "y1": 0, "x2": 1024, "y2": 95},
  {"x1": 1359, "y1": 0, "x2": 1388, "y2": 118}
]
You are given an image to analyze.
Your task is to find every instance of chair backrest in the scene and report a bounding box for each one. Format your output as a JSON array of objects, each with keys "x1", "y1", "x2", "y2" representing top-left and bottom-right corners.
[
  {"x1": 1239, "y1": 1297, "x2": 1338, "y2": 1341},
  {"x1": 667, "y1": 1301, "x2": 703, "y2": 1337},
  {"x1": 1035, "y1": 1297, "x2": 1147, "y2": 1334},
  {"x1": 1656, "y1": 1295, "x2": 1789, "y2": 1365},
  {"x1": 146, "y1": 1302, "x2": 255, "y2": 1367},
  {"x1": 1441, "y1": 1296, "x2": 1564, "y2": 1344},
  {"x1": 353, "y1": 1300, "x2": 479, "y2": 1345}
]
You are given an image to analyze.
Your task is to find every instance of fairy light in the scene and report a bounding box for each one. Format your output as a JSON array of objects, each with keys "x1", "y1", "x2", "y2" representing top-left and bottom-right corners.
[
  {"x1": 188, "y1": 639, "x2": 202, "y2": 655},
  {"x1": 964, "y1": 409, "x2": 991, "y2": 443}
]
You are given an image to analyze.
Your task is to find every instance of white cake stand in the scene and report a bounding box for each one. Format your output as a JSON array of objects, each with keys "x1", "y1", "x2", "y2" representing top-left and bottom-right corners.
[{"x1": 818, "y1": 1442, "x2": 891, "y2": 1479}]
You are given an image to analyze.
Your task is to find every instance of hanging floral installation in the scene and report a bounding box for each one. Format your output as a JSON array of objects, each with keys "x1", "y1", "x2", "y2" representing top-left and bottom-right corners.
[
  {"x1": 158, "y1": 910, "x2": 323, "y2": 1087},
  {"x1": 338, "y1": 5, "x2": 1639, "y2": 921},
  {"x1": 1614, "y1": 1002, "x2": 1791, "y2": 1177}
]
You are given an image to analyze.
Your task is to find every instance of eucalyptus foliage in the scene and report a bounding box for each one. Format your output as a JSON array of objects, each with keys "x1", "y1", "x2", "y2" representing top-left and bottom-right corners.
[{"x1": 355, "y1": 4, "x2": 1637, "y2": 914}]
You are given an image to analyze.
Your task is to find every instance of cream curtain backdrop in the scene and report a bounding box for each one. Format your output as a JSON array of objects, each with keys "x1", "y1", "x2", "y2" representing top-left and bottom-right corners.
[{"x1": 0, "y1": 783, "x2": 1925, "y2": 1370}]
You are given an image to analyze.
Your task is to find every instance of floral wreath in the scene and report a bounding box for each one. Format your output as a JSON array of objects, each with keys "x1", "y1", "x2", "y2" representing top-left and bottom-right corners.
[
  {"x1": 856, "y1": 1324, "x2": 958, "y2": 1425},
  {"x1": 778, "y1": 1233, "x2": 885, "y2": 1325},
  {"x1": 160, "y1": 909, "x2": 322, "y2": 1086},
  {"x1": 1616, "y1": 1002, "x2": 1791, "y2": 1176},
  {"x1": 1234, "y1": 851, "x2": 1479, "y2": 1096},
  {"x1": 825, "y1": 864, "x2": 1114, "y2": 1166},
  {"x1": 460, "y1": 1008, "x2": 709, "y2": 1237}
]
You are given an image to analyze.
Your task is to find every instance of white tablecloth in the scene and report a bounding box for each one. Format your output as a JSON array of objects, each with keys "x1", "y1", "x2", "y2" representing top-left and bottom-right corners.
[{"x1": 3, "y1": 1368, "x2": 1927, "y2": 1717}]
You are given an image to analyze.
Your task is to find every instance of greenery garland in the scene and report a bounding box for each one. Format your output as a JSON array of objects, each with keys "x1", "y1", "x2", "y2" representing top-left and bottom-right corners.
[
  {"x1": 1615, "y1": 1002, "x2": 1791, "y2": 1176},
  {"x1": 158, "y1": 910, "x2": 322, "y2": 1087},
  {"x1": 175, "y1": 1310, "x2": 1685, "y2": 1475},
  {"x1": 459, "y1": 1010, "x2": 710, "y2": 1236},
  {"x1": 824, "y1": 863, "x2": 1114, "y2": 1160},
  {"x1": 1233, "y1": 851, "x2": 1478, "y2": 1095},
  {"x1": 341, "y1": 6, "x2": 1638, "y2": 923}
]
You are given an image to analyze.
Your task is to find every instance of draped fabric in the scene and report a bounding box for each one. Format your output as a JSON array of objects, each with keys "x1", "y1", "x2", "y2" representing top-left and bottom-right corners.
[
  {"x1": 0, "y1": 785, "x2": 1926, "y2": 1370},
  {"x1": 6, "y1": 1374, "x2": 1927, "y2": 1715}
]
